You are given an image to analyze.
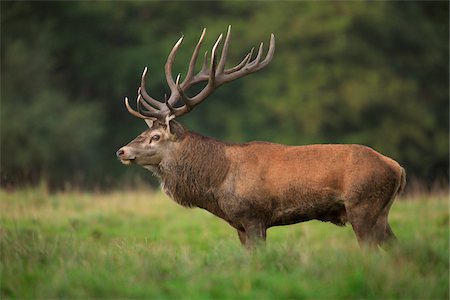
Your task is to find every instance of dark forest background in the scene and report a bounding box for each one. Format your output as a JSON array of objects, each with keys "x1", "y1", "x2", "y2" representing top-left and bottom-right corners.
[{"x1": 1, "y1": 1, "x2": 448, "y2": 189}]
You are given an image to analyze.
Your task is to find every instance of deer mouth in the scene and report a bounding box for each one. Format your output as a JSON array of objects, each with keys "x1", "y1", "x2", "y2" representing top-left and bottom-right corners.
[
  {"x1": 117, "y1": 154, "x2": 136, "y2": 165},
  {"x1": 121, "y1": 159, "x2": 134, "y2": 165},
  {"x1": 119, "y1": 157, "x2": 136, "y2": 165}
]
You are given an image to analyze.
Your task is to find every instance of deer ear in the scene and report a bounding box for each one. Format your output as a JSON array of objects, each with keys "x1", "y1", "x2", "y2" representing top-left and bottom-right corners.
[
  {"x1": 144, "y1": 118, "x2": 155, "y2": 128},
  {"x1": 168, "y1": 120, "x2": 185, "y2": 139}
]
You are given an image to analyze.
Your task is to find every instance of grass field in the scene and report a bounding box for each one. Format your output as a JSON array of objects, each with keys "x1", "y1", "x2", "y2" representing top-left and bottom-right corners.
[{"x1": 1, "y1": 187, "x2": 448, "y2": 299}]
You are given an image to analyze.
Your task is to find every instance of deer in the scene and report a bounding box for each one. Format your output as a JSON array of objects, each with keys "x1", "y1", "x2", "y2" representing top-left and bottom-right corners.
[{"x1": 117, "y1": 26, "x2": 406, "y2": 249}]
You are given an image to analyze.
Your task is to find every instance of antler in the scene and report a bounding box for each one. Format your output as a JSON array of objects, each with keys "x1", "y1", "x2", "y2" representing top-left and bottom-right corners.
[{"x1": 125, "y1": 25, "x2": 275, "y2": 121}]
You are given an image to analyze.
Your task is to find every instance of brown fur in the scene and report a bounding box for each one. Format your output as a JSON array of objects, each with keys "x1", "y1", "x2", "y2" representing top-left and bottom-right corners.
[{"x1": 118, "y1": 120, "x2": 405, "y2": 248}]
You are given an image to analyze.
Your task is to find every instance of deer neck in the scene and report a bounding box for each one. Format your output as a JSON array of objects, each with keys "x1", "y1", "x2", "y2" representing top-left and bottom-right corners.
[{"x1": 156, "y1": 132, "x2": 230, "y2": 209}]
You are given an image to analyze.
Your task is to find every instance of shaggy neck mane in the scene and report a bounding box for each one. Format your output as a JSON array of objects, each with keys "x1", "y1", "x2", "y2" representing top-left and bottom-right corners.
[{"x1": 157, "y1": 132, "x2": 230, "y2": 209}]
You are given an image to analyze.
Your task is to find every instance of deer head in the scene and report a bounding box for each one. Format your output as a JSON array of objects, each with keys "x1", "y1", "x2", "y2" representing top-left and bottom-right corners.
[{"x1": 117, "y1": 26, "x2": 275, "y2": 168}]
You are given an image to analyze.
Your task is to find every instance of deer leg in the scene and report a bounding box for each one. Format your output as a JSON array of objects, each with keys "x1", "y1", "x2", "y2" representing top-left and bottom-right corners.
[
  {"x1": 237, "y1": 229, "x2": 247, "y2": 246},
  {"x1": 372, "y1": 183, "x2": 398, "y2": 248},
  {"x1": 373, "y1": 214, "x2": 397, "y2": 249},
  {"x1": 349, "y1": 218, "x2": 377, "y2": 247},
  {"x1": 346, "y1": 202, "x2": 379, "y2": 248},
  {"x1": 380, "y1": 190, "x2": 398, "y2": 247},
  {"x1": 345, "y1": 179, "x2": 399, "y2": 248},
  {"x1": 372, "y1": 215, "x2": 388, "y2": 246},
  {"x1": 384, "y1": 223, "x2": 397, "y2": 242},
  {"x1": 241, "y1": 222, "x2": 266, "y2": 249},
  {"x1": 348, "y1": 202, "x2": 397, "y2": 249}
]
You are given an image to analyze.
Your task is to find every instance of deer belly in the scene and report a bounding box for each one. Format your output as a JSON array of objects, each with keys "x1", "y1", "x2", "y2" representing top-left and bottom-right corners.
[{"x1": 269, "y1": 188, "x2": 347, "y2": 227}]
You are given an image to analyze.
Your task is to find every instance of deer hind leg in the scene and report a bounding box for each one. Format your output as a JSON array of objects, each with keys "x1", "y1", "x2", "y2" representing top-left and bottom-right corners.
[
  {"x1": 346, "y1": 205, "x2": 379, "y2": 248},
  {"x1": 372, "y1": 214, "x2": 397, "y2": 248},
  {"x1": 372, "y1": 192, "x2": 398, "y2": 248},
  {"x1": 346, "y1": 180, "x2": 398, "y2": 248},
  {"x1": 373, "y1": 171, "x2": 403, "y2": 248}
]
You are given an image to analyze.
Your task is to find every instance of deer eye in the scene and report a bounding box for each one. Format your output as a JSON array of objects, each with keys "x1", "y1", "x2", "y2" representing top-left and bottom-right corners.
[{"x1": 150, "y1": 134, "x2": 160, "y2": 143}]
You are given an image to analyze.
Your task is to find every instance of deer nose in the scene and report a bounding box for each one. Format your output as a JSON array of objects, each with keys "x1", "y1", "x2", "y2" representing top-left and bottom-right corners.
[{"x1": 116, "y1": 148, "x2": 125, "y2": 158}]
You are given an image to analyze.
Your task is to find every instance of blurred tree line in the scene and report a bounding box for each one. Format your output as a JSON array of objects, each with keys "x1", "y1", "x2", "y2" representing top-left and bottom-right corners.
[{"x1": 1, "y1": 1, "x2": 448, "y2": 189}]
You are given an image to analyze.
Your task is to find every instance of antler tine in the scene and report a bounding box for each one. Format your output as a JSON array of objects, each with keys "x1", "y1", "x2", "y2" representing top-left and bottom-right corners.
[
  {"x1": 140, "y1": 67, "x2": 165, "y2": 109},
  {"x1": 164, "y1": 91, "x2": 179, "y2": 115},
  {"x1": 198, "y1": 51, "x2": 209, "y2": 77},
  {"x1": 125, "y1": 97, "x2": 152, "y2": 119},
  {"x1": 191, "y1": 31, "x2": 222, "y2": 84},
  {"x1": 254, "y1": 33, "x2": 275, "y2": 71},
  {"x1": 136, "y1": 88, "x2": 159, "y2": 113},
  {"x1": 217, "y1": 25, "x2": 231, "y2": 74},
  {"x1": 219, "y1": 33, "x2": 275, "y2": 82},
  {"x1": 209, "y1": 33, "x2": 223, "y2": 84},
  {"x1": 175, "y1": 74, "x2": 193, "y2": 103},
  {"x1": 184, "y1": 33, "x2": 222, "y2": 106},
  {"x1": 171, "y1": 32, "x2": 223, "y2": 109},
  {"x1": 224, "y1": 48, "x2": 253, "y2": 74},
  {"x1": 137, "y1": 87, "x2": 159, "y2": 112},
  {"x1": 165, "y1": 35, "x2": 184, "y2": 94},
  {"x1": 173, "y1": 73, "x2": 193, "y2": 116},
  {"x1": 182, "y1": 28, "x2": 206, "y2": 88},
  {"x1": 247, "y1": 42, "x2": 264, "y2": 68},
  {"x1": 125, "y1": 91, "x2": 166, "y2": 120}
]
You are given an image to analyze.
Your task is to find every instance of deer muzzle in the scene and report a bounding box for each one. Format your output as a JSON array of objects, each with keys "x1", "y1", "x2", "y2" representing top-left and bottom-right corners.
[{"x1": 116, "y1": 147, "x2": 136, "y2": 165}]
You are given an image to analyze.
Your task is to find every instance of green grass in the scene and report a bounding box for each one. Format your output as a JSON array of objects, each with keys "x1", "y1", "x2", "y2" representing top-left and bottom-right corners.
[{"x1": 1, "y1": 187, "x2": 448, "y2": 299}]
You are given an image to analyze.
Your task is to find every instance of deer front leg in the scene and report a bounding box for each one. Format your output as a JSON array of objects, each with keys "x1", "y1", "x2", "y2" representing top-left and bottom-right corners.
[
  {"x1": 237, "y1": 229, "x2": 249, "y2": 246},
  {"x1": 240, "y1": 222, "x2": 266, "y2": 249}
]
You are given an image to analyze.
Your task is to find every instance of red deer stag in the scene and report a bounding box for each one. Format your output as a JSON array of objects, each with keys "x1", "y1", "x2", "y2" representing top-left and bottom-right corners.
[{"x1": 117, "y1": 26, "x2": 406, "y2": 248}]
